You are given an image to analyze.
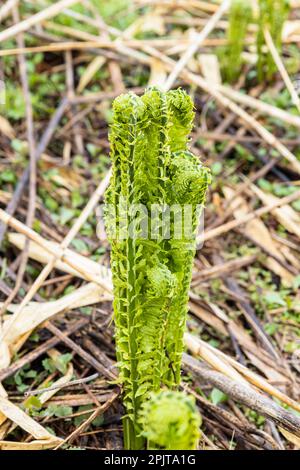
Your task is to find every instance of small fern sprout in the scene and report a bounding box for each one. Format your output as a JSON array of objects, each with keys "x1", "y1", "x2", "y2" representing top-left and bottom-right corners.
[
  {"x1": 139, "y1": 391, "x2": 202, "y2": 450},
  {"x1": 257, "y1": 0, "x2": 290, "y2": 81},
  {"x1": 224, "y1": 0, "x2": 252, "y2": 82},
  {"x1": 223, "y1": 0, "x2": 289, "y2": 83}
]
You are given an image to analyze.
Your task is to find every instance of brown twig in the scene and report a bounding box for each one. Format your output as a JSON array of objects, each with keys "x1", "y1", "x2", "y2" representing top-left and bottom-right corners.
[
  {"x1": 197, "y1": 188, "x2": 300, "y2": 244},
  {"x1": 163, "y1": 0, "x2": 231, "y2": 90},
  {"x1": 183, "y1": 353, "x2": 300, "y2": 437},
  {"x1": 0, "y1": 0, "x2": 79, "y2": 42},
  {"x1": 24, "y1": 373, "x2": 99, "y2": 397},
  {"x1": 54, "y1": 391, "x2": 119, "y2": 448},
  {"x1": 0, "y1": 318, "x2": 89, "y2": 382}
]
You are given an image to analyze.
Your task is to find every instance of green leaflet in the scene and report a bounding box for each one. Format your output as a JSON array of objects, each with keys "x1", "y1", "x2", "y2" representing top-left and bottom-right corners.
[
  {"x1": 139, "y1": 390, "x2": 201, "y2": 450},
  {"x1": 104, "y1": 87, "x2": 210, "y2": 449}
]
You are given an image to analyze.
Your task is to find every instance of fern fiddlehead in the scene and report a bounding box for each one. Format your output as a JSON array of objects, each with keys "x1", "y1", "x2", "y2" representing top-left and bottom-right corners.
[
  {"x1": 139, "y1": 391, "x2": 201, "y2": 450},
  {"x1": 105, "y1": 87, "x2": 210, "y2": 449}
]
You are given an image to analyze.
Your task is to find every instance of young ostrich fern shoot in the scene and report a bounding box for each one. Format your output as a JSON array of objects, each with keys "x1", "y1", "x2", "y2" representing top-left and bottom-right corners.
[
  {"x1": 139, "y1": 391, "x2": 201, "y2": 450},
  {"x1": 257, "y1": 0, "x2": 290, "y2": 81},
  {"x1": 225, "y1": 0, "x2": 252, "y2": 82},
  {"x1": 105, "y1": 87, "x2": 210, "y2": 449}
]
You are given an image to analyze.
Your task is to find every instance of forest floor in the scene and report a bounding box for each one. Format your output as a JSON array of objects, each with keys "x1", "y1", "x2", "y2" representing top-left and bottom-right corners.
[{"x1": 0, "y1": 0, "x2": 300, "y2": 450}]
